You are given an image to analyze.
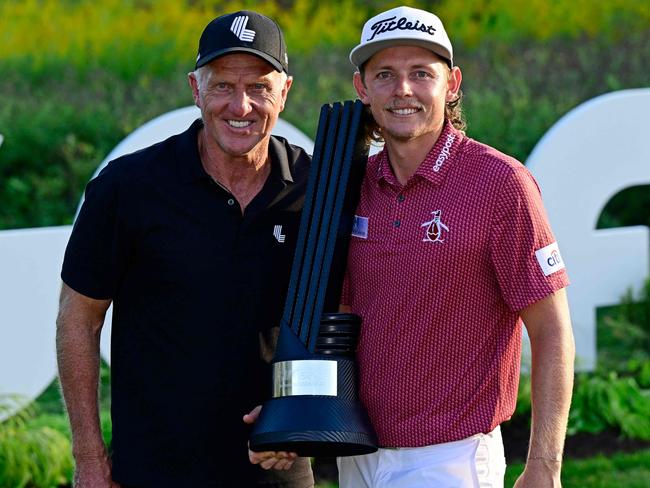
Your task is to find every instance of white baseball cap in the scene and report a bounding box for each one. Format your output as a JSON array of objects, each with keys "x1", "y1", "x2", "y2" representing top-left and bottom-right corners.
[{"x1": 349, "y1": 6, "x2": 453, "y2": 68}]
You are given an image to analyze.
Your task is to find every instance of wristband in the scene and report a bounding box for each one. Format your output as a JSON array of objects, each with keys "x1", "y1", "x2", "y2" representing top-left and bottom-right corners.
[{"x1": 527, "y1": 456, "x2": 562, "y2": 463}]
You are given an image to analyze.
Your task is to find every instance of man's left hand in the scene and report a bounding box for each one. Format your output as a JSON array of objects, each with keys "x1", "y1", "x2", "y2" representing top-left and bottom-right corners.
[{"x1": 513, "y1": 459, "x2": 562, "y2": 488}]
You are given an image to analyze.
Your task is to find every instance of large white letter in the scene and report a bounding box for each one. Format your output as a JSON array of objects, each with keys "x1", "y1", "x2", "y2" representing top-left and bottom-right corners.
[{"x1": 526, "y1": 88, "x2": 650, "y2": 370}]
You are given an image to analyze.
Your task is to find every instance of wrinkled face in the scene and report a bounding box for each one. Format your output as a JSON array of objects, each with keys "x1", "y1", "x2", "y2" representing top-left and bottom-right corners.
[
  {"x1": 189, "y1": 53, "x2": 292, "y2": 159},
  {"x1": 353, "y1": 46, "x2": 460, "y2": 146}
]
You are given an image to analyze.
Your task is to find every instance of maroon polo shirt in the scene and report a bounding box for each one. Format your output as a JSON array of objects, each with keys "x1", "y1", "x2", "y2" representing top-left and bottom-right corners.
[{"x1": 343, "y1": 122, "x2": 569, "y2": 447}]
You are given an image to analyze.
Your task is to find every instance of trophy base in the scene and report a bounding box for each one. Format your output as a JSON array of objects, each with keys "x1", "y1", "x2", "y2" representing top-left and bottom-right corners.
[{"x1": 249, "y1": 395, "x2": 378, "y2": 457}]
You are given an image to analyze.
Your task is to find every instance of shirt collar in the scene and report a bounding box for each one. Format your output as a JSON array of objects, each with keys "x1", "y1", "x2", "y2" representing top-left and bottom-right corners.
[
  {"x1": 177, "y1": 119, "x2": 295, "y2": 185},
  {"x1": 176, "y1": 118, "x2": 208, "y2": 183},
  {"x1": 373, "y1": 121, "x2": 464, "y2": 187},
  {"x1": 268, "y1": 136, "x2": 295, "y2": 184}
]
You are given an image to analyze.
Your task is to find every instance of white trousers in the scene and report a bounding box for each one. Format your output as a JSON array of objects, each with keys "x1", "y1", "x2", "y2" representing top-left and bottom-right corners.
[{"x1": 337, "y1": 426, "x2": 506, "y2": 488}]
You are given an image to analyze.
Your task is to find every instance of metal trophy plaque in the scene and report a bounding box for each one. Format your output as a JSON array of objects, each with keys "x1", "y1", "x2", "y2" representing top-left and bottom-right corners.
[{"x1": 249, "y1": 100, "x2": 378, "y2": 456}]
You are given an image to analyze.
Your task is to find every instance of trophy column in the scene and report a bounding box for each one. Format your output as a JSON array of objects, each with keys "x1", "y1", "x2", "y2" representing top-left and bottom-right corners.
[{"x1": 249, "y1": 100, "x2": 377, "y2": 457}]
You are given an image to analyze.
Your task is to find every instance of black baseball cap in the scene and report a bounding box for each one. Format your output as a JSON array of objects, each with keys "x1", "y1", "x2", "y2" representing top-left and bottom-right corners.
[{"x1": 195, "y1": 10, "x2": 288, "y2": 73}]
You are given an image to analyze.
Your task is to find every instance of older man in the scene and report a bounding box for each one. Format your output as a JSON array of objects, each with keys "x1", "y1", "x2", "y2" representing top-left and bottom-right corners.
[
  {"x1": 56, "y1": 11, "x2": 314, "y2": 488},
  {"x1": 337, "y1": 6, "x2": 575, "y2": 488}
]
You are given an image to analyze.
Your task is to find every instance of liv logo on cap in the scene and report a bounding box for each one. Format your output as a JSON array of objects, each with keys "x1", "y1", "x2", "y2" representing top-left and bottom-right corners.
[
  {"x1": 230, "y1": 15, "x2": 256, "y2": 42},
  {"x1": 195, "y1": 10, "x2": 288, "y2": 72}
]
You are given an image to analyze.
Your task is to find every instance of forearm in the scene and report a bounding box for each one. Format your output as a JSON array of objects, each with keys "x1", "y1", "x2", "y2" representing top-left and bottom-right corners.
[
  {"x1": 56, "y1": 285, "x2": 109, "y2": 459},
  {"x1": 527, "y1": 324, "x2": 575, "y2": 462}
]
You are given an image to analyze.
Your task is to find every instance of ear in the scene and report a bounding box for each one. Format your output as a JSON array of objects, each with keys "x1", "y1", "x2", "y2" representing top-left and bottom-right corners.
[
  {"x1": 353, "y1": 72, "x2": 370, "y2": 104},
  {"x1": 446, "y1": 66, "x2": 462, "y2": 103},
  {"x1": 278, "y1": 75, "x2": 293, "y2": 112},
  {"x1": 188, "y1": 72, "x2": 201, "y2": 108}
]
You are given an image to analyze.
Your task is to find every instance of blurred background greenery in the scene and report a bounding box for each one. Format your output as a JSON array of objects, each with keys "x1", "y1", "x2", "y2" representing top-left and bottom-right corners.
[
  {"x1": 1, "y1": 1, "x2": 649, "y2": 486},
  {"x1": 1, "y1": 0, "x2": 649, "y2": 230}
]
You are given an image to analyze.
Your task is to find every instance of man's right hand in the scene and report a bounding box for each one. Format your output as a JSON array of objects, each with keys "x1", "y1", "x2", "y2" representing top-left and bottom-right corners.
[
  {"x1": 73, "y1": 454, "x2": 121, "y2": 488},
  {"x1": 244, "y1": 405, "x2": 298, "y2": 470},
  {"x1": 57, "y1": 284, "x2": 117, "y2": 487}
]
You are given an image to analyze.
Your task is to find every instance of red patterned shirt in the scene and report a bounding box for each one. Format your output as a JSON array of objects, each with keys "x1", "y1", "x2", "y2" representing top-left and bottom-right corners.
[{"x1": 343, "y1": 122, "x2": 569, "y2": 447}]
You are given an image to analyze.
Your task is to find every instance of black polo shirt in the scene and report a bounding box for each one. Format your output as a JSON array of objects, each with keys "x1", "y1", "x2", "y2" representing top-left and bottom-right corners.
[{"x1": 62, "y1": 119, "x2": 311, "y2": 487}]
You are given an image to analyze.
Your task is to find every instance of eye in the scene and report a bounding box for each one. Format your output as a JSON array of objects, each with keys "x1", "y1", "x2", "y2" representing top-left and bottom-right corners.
[
  {"x1": 214, "y1": 82, "x2": 230, "y2": 92},
  {"x1": 251, "y1": 82, "x2": 268, "y2": 92},
  {"x1": 413, "y1": 70, "x2": 432, "y2": 79},
  {"x1": 376, "y1": 71, "x2": 393, "y2": 81}
]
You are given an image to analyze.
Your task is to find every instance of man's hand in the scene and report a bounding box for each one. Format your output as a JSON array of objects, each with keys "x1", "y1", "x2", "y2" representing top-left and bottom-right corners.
[
  {"x1": 513, "y1": 459, "x2": 562, "y2": 488},
  {"x1": 73, "y1": 453, "x2": 121, "y2": 488},
  {"x1": 243, "y1": 405, "x2": 298, "y2": 470}
]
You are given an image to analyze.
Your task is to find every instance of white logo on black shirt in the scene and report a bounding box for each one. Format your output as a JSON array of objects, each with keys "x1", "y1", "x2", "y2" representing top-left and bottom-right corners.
[{"x1": 273, "y1": 225, "x2": 286, "y2": 243}]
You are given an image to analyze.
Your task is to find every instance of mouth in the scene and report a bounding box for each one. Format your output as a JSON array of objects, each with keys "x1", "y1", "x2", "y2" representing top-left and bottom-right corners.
[
  {"x1": 387, "y1": 106, "x2": 422, "y2": 116},
  {"x1": 226, "y1": 119, "x2": 254, "y2": 129}
]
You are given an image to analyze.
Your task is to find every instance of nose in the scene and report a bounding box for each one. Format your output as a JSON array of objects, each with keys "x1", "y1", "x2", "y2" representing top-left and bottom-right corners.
[
  {"x1": 393, "y1": 74, "x2": 414, "y2": 98},
  {"x1": 229, "y1": 88, "x2": 253, "y2": 117}
]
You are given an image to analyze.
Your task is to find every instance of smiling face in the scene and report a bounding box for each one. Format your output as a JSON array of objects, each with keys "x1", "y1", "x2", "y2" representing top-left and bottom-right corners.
[
  {"x1": 189, "y1": 53, "x2": 292, "y2": 162},
  {"x1": 353, "y1": 46, "x2": 461, "y2": 150}
]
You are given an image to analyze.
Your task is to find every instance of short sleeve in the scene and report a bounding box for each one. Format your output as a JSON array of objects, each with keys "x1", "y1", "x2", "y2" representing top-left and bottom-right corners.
[
  {"x1": 61, "y1": 166, "x2": 131, "y2": 299},
  {"x1": 489, "y1": 166, "x2": 569, "y2": 311}
]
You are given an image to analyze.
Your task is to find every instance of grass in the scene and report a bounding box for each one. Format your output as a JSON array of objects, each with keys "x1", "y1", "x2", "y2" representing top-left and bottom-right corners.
[{"x1": 505, "y1": 449, "x2": 650, "y2": 488}]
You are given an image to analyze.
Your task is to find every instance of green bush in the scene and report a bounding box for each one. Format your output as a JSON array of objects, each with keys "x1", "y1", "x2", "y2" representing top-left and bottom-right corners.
[
  {"x1": 598, "y1": 277, "x2": 650, "y2": 371},
  {"x1": 567, "y1": 277, "x2": 650, "y2": 439},
  {"x1": 506, "y1": 449, "x2": 650, "y2": 488},
  {"x1": 3, "y1": 0, "x2": 648, "y2": 74},
  {"x1": 569, "y1": 370, "x2": 650, "y2": 440},
  {"x1": 1, "y1": 1, "x2": 649, "y2": 230},
  {"x1": 0, "y1": 398, "x2": 73, "y2": 488},
  {"x1": 0, "y1": 70, "x2": 192, "y2": 229},
  {"x1": 508, "y1": 279, "x2": 650, "y2": 441}
]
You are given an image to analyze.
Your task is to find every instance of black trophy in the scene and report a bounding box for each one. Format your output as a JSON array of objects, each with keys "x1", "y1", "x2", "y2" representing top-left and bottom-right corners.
[{"x1": 249, "y1": 100, "x2": 378, "y2": 456}]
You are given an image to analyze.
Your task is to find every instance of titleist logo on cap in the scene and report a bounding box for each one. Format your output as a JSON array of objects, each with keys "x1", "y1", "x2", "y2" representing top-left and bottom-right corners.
[
  {"x1": 349, "y1": 6, "x2": 453, "y2": 68},
  {"x1": 367, "y1": 15, "x2": 437, "y2": 41}
]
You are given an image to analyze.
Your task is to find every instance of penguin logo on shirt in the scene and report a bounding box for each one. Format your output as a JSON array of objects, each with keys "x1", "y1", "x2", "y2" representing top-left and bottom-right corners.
[{"x1": 421, "y1": 210, "x2": 449, "y2": 243}]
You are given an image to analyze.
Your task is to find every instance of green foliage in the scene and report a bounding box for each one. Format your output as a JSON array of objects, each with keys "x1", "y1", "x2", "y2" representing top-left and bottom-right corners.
[
  {"x1": 314, "y1": 482, "x2": 338, "y2": 488},
  {"x1": 0, "y1": 397, "x2": 73, "y2": 488},
  {"x1": 513, "y1": 372, "x2": 532, "y2": 419},
  {"x1": 0, "y1": 362, "x2": 114, "y2": 487},
  {"x1": 2, "y1": 0, "x2": 648, "y2": 78},
  {"x1": 437, "y1": 0, "x2": 650, "y2": 45},
  {"x1": 632, "y1": 359, "x2": 650, "y2": 390},
  {"x1": 511, "y1": 278, "x2": 650, "y2": 441},
  {"x1": 597, "y1": 277, "x2": 650, "y2": 371},
  {"x1": 1, "y1": 1, "x2": 649, "y2": 230},
  {"x1": 506, "y1": 448, "x2": 650, "y2": 488},
  {"x1": 569, "y1": 370, "x2": 650, "y2": 440},
  {"x1": 566, "y1": 277, "x2": 650, "y2": 439},
  {"x1": 598, "y1": 186, "x2": 650, "y2": 230},
  {"x1": 514, "y1": 365, "x2": 650, "y2": 442},
  {"x1": 0, "y1": 70, "x2": 192, "y2": 229}
]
